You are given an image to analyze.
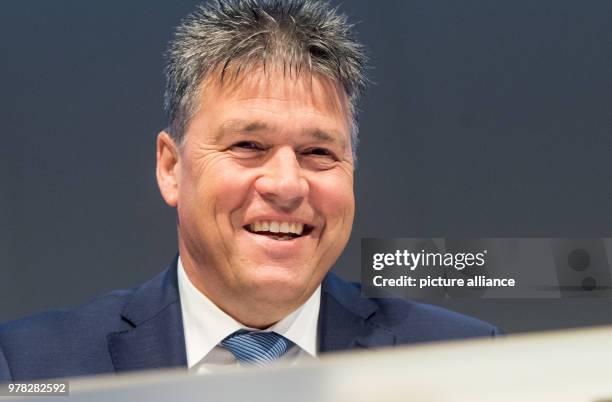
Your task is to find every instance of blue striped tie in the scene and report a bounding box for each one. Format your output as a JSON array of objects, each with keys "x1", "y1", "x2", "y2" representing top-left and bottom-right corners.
[{"x1": 221, "y1": 329, "x2": 294, "y2": 366}]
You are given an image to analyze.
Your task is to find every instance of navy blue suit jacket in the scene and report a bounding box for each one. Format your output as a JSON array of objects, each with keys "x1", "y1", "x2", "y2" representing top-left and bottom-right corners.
[{"x1": 0, "y1": 257, "x2": 500, "y2": 381}]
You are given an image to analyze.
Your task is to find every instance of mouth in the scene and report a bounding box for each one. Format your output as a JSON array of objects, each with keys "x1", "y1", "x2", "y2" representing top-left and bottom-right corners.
[{"x1": 243, "y1": 220, "x2": 314, "y2": 241}]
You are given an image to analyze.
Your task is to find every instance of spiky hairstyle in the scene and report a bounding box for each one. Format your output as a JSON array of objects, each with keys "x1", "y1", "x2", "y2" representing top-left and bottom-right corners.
[{"x1": 163, "y1": 0, "x2": 368, "y2": 153}]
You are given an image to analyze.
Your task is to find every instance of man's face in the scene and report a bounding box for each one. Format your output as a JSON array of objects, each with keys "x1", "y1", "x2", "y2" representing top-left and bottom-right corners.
[{"x1": 159, "y1": 67, "x2": 354, "y2": 320}]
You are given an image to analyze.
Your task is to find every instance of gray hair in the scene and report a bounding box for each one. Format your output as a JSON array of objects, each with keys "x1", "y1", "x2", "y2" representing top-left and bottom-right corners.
[{"x1": 163, "y1": 0, "x2": 368, "y2": 157}]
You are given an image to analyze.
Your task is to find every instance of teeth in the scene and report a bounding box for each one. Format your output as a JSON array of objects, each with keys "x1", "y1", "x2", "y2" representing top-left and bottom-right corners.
[
  {"x1": 248, "y1": 221, "x2": 306, "y2": 235},
  {"x1": 292, "y1": 224, "x2": 304, "y2": 235},
  {"x1": 269, "y1": 221, "x2": 279, "y2": 233}
]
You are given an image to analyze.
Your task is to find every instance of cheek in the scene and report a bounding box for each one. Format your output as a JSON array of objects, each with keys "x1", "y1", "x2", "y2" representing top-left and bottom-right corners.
[
  {"x1": 310, "y1": 172, "x2": 355, "y2": 225},
  {"x1": 191, "y1": 161, "x2": 257, "y2": 227}
]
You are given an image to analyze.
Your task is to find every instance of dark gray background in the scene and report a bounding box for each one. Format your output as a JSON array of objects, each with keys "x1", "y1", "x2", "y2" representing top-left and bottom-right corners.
[{"x1": 1, "y1": 0, "x2": 611, "y2": 333}]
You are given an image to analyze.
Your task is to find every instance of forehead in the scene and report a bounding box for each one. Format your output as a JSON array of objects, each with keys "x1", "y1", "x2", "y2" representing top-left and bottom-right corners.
[
  {"x1": 212, "y1": 66, "x2": 346, "y2": 104},
  {"x1": 191, "y1": 65, "x2": 351, "y2": 144}
]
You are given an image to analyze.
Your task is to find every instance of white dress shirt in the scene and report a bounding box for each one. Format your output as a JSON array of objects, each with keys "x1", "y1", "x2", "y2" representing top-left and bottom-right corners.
[{"x1": 177, "y1": 257, "x2": 320, "y2": 374}]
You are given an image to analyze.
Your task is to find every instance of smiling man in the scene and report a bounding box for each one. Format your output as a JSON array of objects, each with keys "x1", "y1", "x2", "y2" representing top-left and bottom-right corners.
[
  {"x1": 0, "y1": 0, "x2": 499, "y2": 381},
  {"x1": 159, "y1": 67, "x2": 355, "y2": 332}
]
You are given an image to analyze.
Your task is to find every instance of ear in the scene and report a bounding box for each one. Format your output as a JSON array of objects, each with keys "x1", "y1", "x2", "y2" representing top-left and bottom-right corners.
[{"x1": 156, "y1": 130, "x2": 181, "y2": 207}]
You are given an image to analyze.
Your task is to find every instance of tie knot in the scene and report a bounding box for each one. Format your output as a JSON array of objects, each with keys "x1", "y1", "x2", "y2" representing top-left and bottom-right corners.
[{"x1": 221, "y1": 330, "x2": 294, "y2": 366}]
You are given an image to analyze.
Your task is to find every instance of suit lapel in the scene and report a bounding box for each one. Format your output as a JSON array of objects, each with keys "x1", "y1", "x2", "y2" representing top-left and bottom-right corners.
[
  {"x1": 107, "y1": 261, "x2": 394, "y2": 370},
  {"x1": 107, "y1": 256, "x2": 187, "y2": 373},
  {"x1": 318, "y1": 272, "x2": 396, "y2": 352}
]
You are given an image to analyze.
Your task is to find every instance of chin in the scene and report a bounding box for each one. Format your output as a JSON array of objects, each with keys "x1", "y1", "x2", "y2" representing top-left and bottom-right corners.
[{"x1": 242, "y1": 268, "x2": 316, "y2": 304}]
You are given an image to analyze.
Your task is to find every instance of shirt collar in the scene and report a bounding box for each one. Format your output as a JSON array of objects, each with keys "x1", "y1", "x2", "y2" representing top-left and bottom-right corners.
[{"x1": 177, "y1": 257, "x2": 320, "y2": 368}]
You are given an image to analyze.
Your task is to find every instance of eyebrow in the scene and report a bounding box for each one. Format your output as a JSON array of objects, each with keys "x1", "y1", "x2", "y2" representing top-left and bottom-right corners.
[
  {"x1": 215, "y1": 119, "x2": 347, "y2": 149},
  {"x1": 214, "y1": 119, "x2": 269, "y2": 141}
]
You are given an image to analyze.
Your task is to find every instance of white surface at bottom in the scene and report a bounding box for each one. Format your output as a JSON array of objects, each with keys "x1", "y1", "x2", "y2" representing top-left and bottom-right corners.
[{"x1": 9, "y1": 326, "x2": 612, "y2": 402}]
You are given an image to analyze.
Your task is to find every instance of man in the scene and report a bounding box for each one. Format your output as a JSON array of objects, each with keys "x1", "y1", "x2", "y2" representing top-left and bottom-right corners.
[{"x1": 0, "y1": 0, "x2": 499, "y2": 381}]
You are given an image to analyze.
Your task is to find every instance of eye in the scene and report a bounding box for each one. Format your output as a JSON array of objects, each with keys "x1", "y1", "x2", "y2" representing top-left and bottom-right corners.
[
  {"x1": 303, "y1": 147, "x2": 338, "y2": 160},
  {"x1": 230, "y1": 141, "x2": 264, "y2": 151}
]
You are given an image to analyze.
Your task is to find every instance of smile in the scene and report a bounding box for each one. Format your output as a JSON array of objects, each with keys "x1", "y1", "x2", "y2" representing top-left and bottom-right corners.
[{"x1": 244, "y1": 221, "x2": 314, "y2": 241}]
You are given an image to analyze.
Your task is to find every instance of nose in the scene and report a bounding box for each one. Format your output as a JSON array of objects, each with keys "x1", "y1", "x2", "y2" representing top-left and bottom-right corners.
[{"x1": 254, "y1": 147, "x2": 309, "y2": 211}]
